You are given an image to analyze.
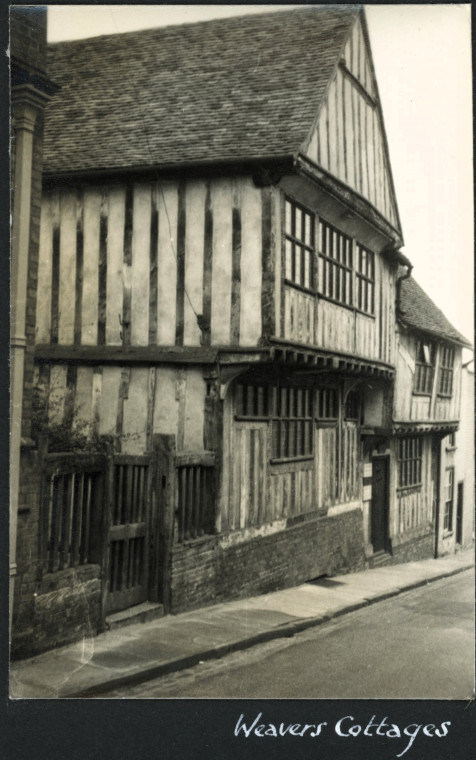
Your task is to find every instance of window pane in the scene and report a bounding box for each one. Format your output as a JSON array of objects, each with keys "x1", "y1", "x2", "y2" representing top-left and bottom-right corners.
[
  {"x1": 285, "y1": 239, "x2": 292, "y2": 280},
  {"x1": 285, "y1": 201, "x2": 292, "y2": 235}
]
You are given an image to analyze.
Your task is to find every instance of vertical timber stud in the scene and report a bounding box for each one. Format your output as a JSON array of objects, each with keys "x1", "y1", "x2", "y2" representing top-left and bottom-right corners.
[
  {"x1": 148, "y1": 185, "x2": 159, "y2": 345},
  {"x1": 97, "y1": 190, "x2": 108, "y2": 345},
  {"x1": 175, "y1": 181, "x2": 186, "y2": 346},
  {"x1": 202, "y1": 182, "x2": 213, "y2": 345},
  {"x1": 115, "y1": 367, "x2": 131, "y2": 452},
  {"x1": 261, "y1": 186, "x2": 275, "y2": 340},
  {"x1": 154, "y1": 434, "x2": 176, "y2": 612},
  {"x1": 50, "y1": 191, "x2": 60, "y2": 344},
  {"x1": 122, "y1": 183, "x2": 133, "y2": 346},
  {"x1": 230, "y1": 179, "x2": 242, "y2": 344},
  {"x1": 74, "y1": 189, "x2": 84, "y2": 345},
  {"x1": 203, "y1": 372, "x2": 222, "y2": 534}
]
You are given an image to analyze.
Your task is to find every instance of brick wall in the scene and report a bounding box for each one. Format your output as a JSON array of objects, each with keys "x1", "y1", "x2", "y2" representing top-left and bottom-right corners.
[
  {"x1": 10, "y1": 6, "x2": 47, "y2": 75},
  {"x1": 170, "y1": 510, "x2": 366, "y2": 613},
  {"x1": 12, "y1": 449, "x2": 102, "y2": 660},
  {"x1": 368, "y1": 531, "x2": 434, "y2": 569}
]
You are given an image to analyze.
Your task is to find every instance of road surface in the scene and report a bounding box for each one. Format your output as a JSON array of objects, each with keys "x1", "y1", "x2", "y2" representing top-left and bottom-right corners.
[{"x1": 105, "y1": 569, "x2": 474, "y2": 699}]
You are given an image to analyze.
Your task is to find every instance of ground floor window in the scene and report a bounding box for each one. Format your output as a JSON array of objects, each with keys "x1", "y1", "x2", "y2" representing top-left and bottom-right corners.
[
  {"x1": 443, "y1": 467, "x2": 454, "y2": 532},
  {"x1": 398, "y1": 436, "x2": 422, "y2": 487},
  {"x1": 271, "y1": 386, "x2": 313, "y2": 460}
]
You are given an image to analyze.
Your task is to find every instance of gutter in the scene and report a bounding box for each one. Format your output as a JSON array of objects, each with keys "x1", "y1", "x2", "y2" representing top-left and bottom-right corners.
[{"x1": 42, "y1": 154, "x2": 295, "y2": 187}]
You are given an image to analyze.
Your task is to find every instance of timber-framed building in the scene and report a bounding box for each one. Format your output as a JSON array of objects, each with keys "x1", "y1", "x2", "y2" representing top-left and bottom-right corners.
[{"x1": 11, "y1": 6, "x2": 471, "y2": 656}]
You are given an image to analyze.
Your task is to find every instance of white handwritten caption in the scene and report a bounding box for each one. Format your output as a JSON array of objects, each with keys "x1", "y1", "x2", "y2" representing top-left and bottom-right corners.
[{"x1": 234, "y1": 713, "x2": 451, "y2": 758}]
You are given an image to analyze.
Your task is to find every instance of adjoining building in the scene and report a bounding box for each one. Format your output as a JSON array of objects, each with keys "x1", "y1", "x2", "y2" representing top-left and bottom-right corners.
[{"x1": 10, "y1": 6, "x2": 472, "y2": 657}]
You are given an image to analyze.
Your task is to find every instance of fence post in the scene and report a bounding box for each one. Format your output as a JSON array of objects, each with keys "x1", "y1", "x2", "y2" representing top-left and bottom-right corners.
[
  {"x1": 153, "y1": 434, "x2": 176, "y2": 614},
  {"x1": 98, "y1": 442, "x2": 114, "y2": 632}
]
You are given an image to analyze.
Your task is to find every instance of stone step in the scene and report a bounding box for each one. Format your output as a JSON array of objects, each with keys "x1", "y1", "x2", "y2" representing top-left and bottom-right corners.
[
  {"x1": 368, "y1": 551, "x2": 392, "y2": 568},
  {"x1": 106, "y1": 602, "x2": 164, "y2": 631}
]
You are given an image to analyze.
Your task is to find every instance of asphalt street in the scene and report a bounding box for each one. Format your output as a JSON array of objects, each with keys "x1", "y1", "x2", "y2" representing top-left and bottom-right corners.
[{"x1": 105, "y1": 568, "x2": 474, "y2": 699}]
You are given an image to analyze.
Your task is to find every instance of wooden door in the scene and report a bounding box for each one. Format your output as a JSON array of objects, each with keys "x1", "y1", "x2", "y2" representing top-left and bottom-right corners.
[
  {"x1": 106, "y1": 455, "x2": 153, "y2": 614},
  {"x1": 371, "y1": 456, "x2": 389, "y2": 553},
  {"x1": 456, "y1": 481, "x2": 464, "y2": 545}
]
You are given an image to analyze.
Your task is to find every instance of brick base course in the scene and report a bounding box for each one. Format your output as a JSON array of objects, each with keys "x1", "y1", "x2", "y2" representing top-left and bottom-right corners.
[{"x1": 170, "y1": 509, "x2": 366, "y2": 613}]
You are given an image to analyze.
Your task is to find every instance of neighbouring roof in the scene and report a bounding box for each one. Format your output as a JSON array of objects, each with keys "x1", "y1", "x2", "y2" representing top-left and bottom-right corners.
[
  {"x1": 43, "y1": 6, "x2": 359, "y2": 175},
  {"x1": 399, "y1": 271, "x2": 471, "y2": 347}
]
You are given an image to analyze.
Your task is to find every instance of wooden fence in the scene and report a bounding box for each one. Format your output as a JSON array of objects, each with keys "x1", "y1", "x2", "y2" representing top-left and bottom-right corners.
[
  {"x1": 175, "y1": 451, "x2": 215, "y2": 542},
  {"x1": 40, "y1": 452, "x2": 106, "y2": 573}
]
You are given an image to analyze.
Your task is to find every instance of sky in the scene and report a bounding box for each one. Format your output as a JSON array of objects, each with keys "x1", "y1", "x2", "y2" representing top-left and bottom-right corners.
[{"x1": 47, "y1": 4, "x2": 473, "y2": 348}]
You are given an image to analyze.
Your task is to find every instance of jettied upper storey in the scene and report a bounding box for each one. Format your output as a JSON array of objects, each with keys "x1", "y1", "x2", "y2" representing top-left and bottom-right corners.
[{"x1": 43, "y1": 6, "x2": 403, "y2": 245}]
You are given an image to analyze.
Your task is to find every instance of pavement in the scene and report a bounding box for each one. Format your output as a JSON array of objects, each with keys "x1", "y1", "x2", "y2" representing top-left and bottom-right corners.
[{"x1": 10, "y1": 547, "x2": 474, "y2": 699}]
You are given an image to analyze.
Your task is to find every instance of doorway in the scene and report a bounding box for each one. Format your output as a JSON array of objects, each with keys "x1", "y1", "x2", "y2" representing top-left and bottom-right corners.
[
  {"x1": 371, "y1": 456, "x2": 389, "y2": 553},
  {"x1": 456, "y1": 481, "x2": 464, "y2": 545}
]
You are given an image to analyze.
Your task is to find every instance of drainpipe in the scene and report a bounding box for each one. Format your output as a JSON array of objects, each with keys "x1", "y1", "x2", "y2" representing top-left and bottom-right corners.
[
  {"x1": 395, "y1": 261, "x2": 413, "y2": 320},
  {"x1": 10, "y1": 87, "x2": 48, "y2": 632}
]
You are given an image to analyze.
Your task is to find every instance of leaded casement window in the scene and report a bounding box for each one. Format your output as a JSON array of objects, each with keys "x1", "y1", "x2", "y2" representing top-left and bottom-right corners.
[
  {"x1": 318, "y1": 220, "x2": 353, "y2": 307},
  {"x1": 414, "y1": 340, "x2": 436, "y2": 395},
  {"x1": 316, "y1": 388, "x2": 338, "y2": 420},
  {"x1": 235, "y1": 382, "x2": 313, "y2": 460},
  {"x1": 284, "y1": 198, "x2": 315, "y2": 290},
  {"x1": 438, "y1": 345, "x2": 455, "y2": 397},
  {"x1": 443, "y1": 467, "x2": 454, "y2": 532},
  {"x1": 398, "y1": 436, "x2": 422, "y2": 488},
  {"x1": 355, "y1": 245, "x2": 375, "y2": 315},
  {"x1": 271, "y1": 386, "x2": 313, "y2": 460}
]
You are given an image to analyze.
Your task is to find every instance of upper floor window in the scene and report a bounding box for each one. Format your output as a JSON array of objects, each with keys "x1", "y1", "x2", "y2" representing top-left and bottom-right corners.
[
  {"x1": 414, "y1": 340, "x2": 436, "y2": 395},
  {"x1": 318, "y1": 220, "x2": 353, "y2": 307},
  {"x1": 355, "y1": 245, "x2": 375, "y2": 315},
  {"x1": 438, "y1": 345, "x2": 455, "y2": 397},
  {"x1": 398, "y1": 436, "x2": 422, "y2": 488},
  {"x1": 285, "y1": 199, "x2": 315, "y2": 290}
]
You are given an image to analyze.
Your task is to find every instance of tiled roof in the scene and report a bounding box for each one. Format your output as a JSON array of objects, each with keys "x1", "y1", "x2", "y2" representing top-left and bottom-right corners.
[
  {"x1": 400, "y1": 271, "x2": 471, "y2": 347},
  {"x1": 43, "y1": 6, "x2": 358, "y2": 174}
]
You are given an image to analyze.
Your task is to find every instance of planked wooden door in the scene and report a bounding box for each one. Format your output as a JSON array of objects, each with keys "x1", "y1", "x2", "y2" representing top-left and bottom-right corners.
[
  {"x1": 105, "y1": 455, "x2": 154, "y2": 614},
  {"x1": 370, "y1": 456, "x2": 389, "y2": 553}
]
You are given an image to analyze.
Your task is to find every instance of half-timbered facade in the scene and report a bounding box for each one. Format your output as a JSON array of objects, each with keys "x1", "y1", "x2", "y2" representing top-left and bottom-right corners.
[
  {"x1": 391, "y1": 274, "x2": 471, "y2": 561},
  {"x1": 11, "y1": 6, "x2": 469, "y2": 656}
]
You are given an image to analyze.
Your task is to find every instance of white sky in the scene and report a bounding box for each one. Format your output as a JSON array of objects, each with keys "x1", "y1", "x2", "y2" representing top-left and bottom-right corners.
[{"x1": 47, "y1": 4, "x2": 473, "y2": 347}]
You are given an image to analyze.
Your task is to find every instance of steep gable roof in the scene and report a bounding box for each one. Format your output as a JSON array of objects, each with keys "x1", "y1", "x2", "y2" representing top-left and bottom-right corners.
[
  {"x1": 400, "y1": 272, "x2": 471, "y2": 347},
  {"x1": 43, "y1": 7, "x2": 359, "y2": 175}
]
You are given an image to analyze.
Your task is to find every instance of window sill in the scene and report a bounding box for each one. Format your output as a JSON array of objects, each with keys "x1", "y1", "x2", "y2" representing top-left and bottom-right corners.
[
  {"x1": 317, "y1": 293, "x2": 375, "y2": 319},
  {"x1": 437, "y1": 394, "x2": 453, "y2": 399},
  {"x1": 412, "y1": 391, "x2": 432, "y2": 397}
]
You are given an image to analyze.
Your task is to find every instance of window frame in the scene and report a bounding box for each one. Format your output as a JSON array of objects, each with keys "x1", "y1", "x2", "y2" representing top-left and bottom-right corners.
[
  {"x1": 355, "y1": 244, "x2": 375, "y2": 316},
  {"x1": 443, "y1": 466, "x2": 454, "y2": 533},
  {"x1": 398, "y1": 436, "x2": 423, "y2": 489},
  {"x1": 318, "y1": 219, "x2": 354, "y2": 309},
  {"x1": 413, "y1": 339, "x2": 436, "y2": 396},
  {"x1": 438, "y1": 344, "x2": 455, "y2": 397},
  {"x1": 284, "y1": 198, "x2": 316, "y2": 292},
  {"x1": 234, "y1": 381, "x2": 314, "y2": 462}
]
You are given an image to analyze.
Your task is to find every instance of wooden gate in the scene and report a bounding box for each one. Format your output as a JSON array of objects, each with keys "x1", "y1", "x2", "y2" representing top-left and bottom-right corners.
[{"x1": 105, "y1": 455, "x2": 155, "y2": 614}]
